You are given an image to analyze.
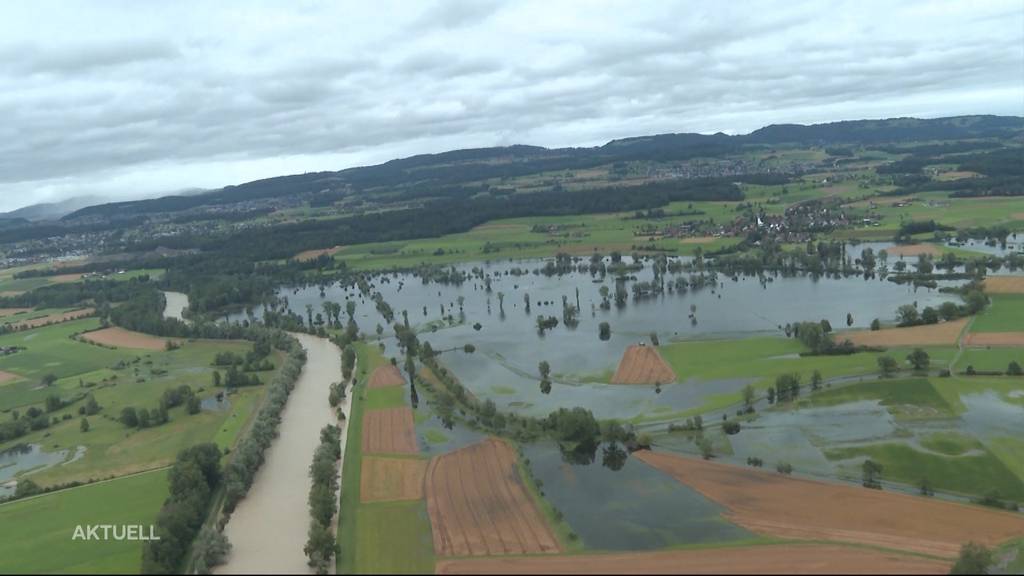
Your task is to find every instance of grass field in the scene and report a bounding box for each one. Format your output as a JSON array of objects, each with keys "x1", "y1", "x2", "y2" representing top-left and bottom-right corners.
[
  {"x1": 354, "y1": 501, "x2": 435, "y2": 574},
  {"x1": 0, "y1": 469, "x2": 167, "y2": 574},
  {"x1": 955, "y1": 347, "x2": 1024, "y2": 373},
  {"x1": 971, "y1": 295, "x2": 1024, "y2": 333},
  {"x1": 805, "y1": 378, "x2": 955, "y2": 419},
  {"x1": 826, "y1": 442, "x2": 1024, "y2": 501},
  {"x1": 0, "y1": 319, "x2": 274, "y2": 486},
  {"x1": 656, "y1": 337, "x2": 956, "y2": 417}
]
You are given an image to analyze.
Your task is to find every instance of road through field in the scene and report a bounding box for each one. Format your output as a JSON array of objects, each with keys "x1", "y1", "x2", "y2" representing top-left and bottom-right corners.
[{"x1": 217, "y1": 333, "x2": 348, "y2": 574}]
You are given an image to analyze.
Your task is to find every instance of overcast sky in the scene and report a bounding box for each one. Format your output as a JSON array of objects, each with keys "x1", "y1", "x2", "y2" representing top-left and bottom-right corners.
[{"x1": 1, "y1": 0, "x2": 1022, "y2": 212}]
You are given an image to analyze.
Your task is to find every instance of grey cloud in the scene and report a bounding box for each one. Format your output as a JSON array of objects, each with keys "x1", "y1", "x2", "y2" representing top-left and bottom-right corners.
[{"x1": 0, "y1": 0, "x2": 1020, "y2": 212}]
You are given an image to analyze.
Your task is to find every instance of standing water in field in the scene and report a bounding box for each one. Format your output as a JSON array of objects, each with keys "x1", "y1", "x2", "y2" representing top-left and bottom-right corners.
[{"x1": 162, "y1": 291, "x2": 190, "y2": 323}]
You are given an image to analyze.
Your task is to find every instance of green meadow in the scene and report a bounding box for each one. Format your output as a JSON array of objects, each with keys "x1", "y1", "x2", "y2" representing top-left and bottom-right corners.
[
  {"x1": 971, "y1": 294, "x2": 1024, "y2": 333},
  {"x1": 0, "y1": 318, "x2": 276, "y2": 486},
  {"x1": 0, "y1": 469, "x2": 167, "y2": 574}
]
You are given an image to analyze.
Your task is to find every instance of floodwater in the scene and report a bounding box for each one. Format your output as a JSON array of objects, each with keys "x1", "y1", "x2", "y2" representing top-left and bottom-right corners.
[
  {"x1": 162, "y1": 291, "x2": 190, "y2": 323},
  {"x1": 0, "y1": 444, "x2": 86, "y2": 498},
  {"x1": 522, "y1": 442, "x2": 751, "y2": 550},
  {"x1": 228, "y1": 257, "x2": 952, "y2": 421},
  {"x1": 216, "y1": 333, "x2": 346, "y2": 575}
]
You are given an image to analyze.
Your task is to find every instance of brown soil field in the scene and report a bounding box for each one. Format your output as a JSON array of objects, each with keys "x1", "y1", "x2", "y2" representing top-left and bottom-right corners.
[
  {"x1": 0, "y1": 308, "x2": 31, "y2": 319},
  {"x1": 425, "y1": 438, "x2": 560, "y2": 557},
  {"x1": 964, "y1": 332, "x2": 1024, "y2": 347},
  {"x1": 367, "y1": 364, "x2": 405, "y2": 389},
  {"x1": 360, "y1": 456, "x2": 427, "y2": 503},
  {"x1": 1014, "y1": 212, "x2": 1024, "y2": 221},
  {"x1": 7, "y1": 307, "x2": 95, "y2": 330},
  {"x1": 0, "y1": 291, "x2": 24, "y2": 297},
  {"x1": 984, "y1": 276, "x2": 1024, "y2": 294},
  {"x1": 80, "y1": 327, "x2": 179, "y2": 350},
  {"x1": 0, "y1": 371, "x2": 20, "y2": 384},
  {"x1": 435, "y1": 543, "x2": 949, "y2": 574},
  {"x1": 886, "y1": 243, "x2": 942, "y2": 257},
  {"x1": 836, "y1": 317, "x2": 968, "y2": 347},
  {"x1": 294, "y1": 246, "x2": 344, "y2": 262},
  {"x1": 49, "y1": 273, "x2": 85, "y2": 283},
  {"x1": 636, "y1": 451, "x2": 1024, "y2": 558},
  {"x1": 611, "y1": 345, "x2": 677, "y2": 385},
  {"x1": 362, "y1": 407, "x2": 419, "y2": 454}
]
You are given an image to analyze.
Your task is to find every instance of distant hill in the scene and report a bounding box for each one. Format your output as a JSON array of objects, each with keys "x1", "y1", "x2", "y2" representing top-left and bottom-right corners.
[
  {"x1": 65, "y1": 115, "x2": 1023, "y2": 221},
  {"x1": 0, "y1": 195, "x2": 109, "y2": 221}
]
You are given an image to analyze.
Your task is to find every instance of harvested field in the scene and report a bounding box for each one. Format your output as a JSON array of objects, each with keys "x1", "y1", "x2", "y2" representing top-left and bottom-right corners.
[
  {"x1": 49, "y1": 273, "x2": 84, "y2": 283},
  {"x1": 985, "y1": 276, "x2": 1024, "y2": 294},
  {"x1": 294, "y1": 246, "x2": 344, "y2": 262},
  {"x1": 435, "y1": 543, "x2": 949, "y2": 574},
  {"x1": 0, "y1": 308, "x2": 30, "y2": 319},
  {"x1": 362, "y1": 407, "x2": 418, "y2": 455},
  {"x1": 837, "y1": 317, "x2": 968, "y2": 347},
  {"x1": 0, "y1": 371, "x2": 20, "y2": 384},
  {"x1": 80, "y1": 327, "x2": 179, "y2": 351},
  {"x1": 361, "y1": 456, "x2": 427, "y2": 503},
  {"x1": 965, "y1": 332, "x2": 1024, "y2": 347},
  {"x1": 368, "y1": 364, "x2": 405, "y2": 389},
  {"x1": 7, "y1": 308, "x2": 95, "y2": 330},
  {"x1": 425, "y1": 438, "x2": 560, "y2": 557},
  {"x1": 886, "y1": 243, "x2": 942, "y2": 257},
  {"x1": 680, "y1": 236, "x2": 717, "y2": 244},
  {"x1": 636, "y1": 451, "x2": 1024, "y2": 558},
  {"x1": 611, "y1": 344, "x2": 676, "y2": 385}
]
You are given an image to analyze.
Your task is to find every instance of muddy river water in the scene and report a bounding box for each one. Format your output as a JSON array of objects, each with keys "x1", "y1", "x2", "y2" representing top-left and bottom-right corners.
[{"x1": 216, "y1": 333, "x2": 347, "y2": 574}]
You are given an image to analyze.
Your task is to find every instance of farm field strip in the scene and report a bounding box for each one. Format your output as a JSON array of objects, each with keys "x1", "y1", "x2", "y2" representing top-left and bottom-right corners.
[
  {"x1": 434, "y1": 543, "x2": 950, "y2": 575},
  {"x1": 425, "y1": 438, "x2": 560, "y2": 557},
  {"x1": 838, "y1": 317, "x2": 968, "y2": 347},
  {"x1": 611, "y1": 344, "x2": 677, "y2": 385},
  {"x1": 361, "y1": 406, "x2": 419, "y2": 454},
  {"x1": 964, "y1": 332, "x2": 1024, "y2": 347},
  {"x1": 360, "y1": 456, "x2": 427, "y2": 503},
  {"x1": 79, "y1": 326, "x2": 179, "y2": 350},
  {"x1": 984, "y1": 276, "x2": 1024, "y2": 294},
  {"x1": 635, "y1": 450, "x2": 1024, "y2": 558},
  {"x1": 368, "y1": 364, "x2": 406, "y2": 388}
]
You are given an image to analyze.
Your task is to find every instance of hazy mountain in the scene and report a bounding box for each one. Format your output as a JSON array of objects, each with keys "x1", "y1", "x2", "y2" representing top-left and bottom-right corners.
[{"x1": 66, "y1": 115, "x2": 1022, "y2": 221}]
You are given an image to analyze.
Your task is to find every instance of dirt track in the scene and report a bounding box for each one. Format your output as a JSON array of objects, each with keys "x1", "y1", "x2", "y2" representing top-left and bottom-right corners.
[
  {"x1": 636, "y1": 451, "x2": 1024, "y2": 558},
  {"x1": 368, "y1": 364, "x2": 406, "y2": 388},
  {"x1": 425, "y1": 438, "x2": 560, "y2": 557},
  {"x1": 361, "y1": 456, "x2": 427, "y2": 502},
  {"x1": 984, "y1": 276, "x2": 1024, "y2": 294},
  {"x1": 80, "y1": 327, "x2": 176, "y2": 350},
  {"x1": 434, "y1": 543, "x2": 950, "y2": 574},
  {"x1": 611, "y1": 345, "x2": 677, "y2": 385},
  {"x1": 837, "y1": 317, "x2": 968, "y2": 347},
  {"x1": 362, "y1": 407, "x2": 419, "y2": 454},
  {"x1": 965, "y1": 332, "x2": 1024, "y2": 347}
]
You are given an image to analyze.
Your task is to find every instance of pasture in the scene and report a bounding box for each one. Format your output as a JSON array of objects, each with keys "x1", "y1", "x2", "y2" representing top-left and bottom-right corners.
[{"x1": 0, "y1": 469, "x2": 167, "y2": 574}]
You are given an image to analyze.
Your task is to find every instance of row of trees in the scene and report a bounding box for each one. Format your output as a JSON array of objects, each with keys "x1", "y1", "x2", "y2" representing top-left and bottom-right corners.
[
  {"x1": 222, "y1": 335, "x2": 307, "y2": 513},
  {"x1": 142, "y1": 444, "x2": 224, "y2": 574},
  {"x1": 304, "y1": 425, "x2": 342, "y2": 573}
]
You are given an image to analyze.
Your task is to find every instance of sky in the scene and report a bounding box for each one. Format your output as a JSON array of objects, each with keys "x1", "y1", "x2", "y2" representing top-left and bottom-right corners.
[{"x1": 1, "y1": 0, "x2": 1022, "y2": 212}]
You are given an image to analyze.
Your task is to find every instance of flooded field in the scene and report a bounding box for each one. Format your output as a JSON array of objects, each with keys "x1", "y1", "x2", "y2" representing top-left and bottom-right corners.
[{"x1": 231, "y1": 257, "x2": 952, "y2": 422}]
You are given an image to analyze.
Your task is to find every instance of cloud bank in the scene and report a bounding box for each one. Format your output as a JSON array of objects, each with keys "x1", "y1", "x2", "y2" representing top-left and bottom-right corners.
[{"x1": 1, "y1": 0, "x2": 1021, "y2": 211}]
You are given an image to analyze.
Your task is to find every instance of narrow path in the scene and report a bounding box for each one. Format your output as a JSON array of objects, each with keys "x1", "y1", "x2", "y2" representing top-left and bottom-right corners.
[
  {"x1": 216, "y1": 333, "x2": 344, "y2": 574},
  {"x1": 949, "y1": 315, "x2": 976, "y2": 372}
]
